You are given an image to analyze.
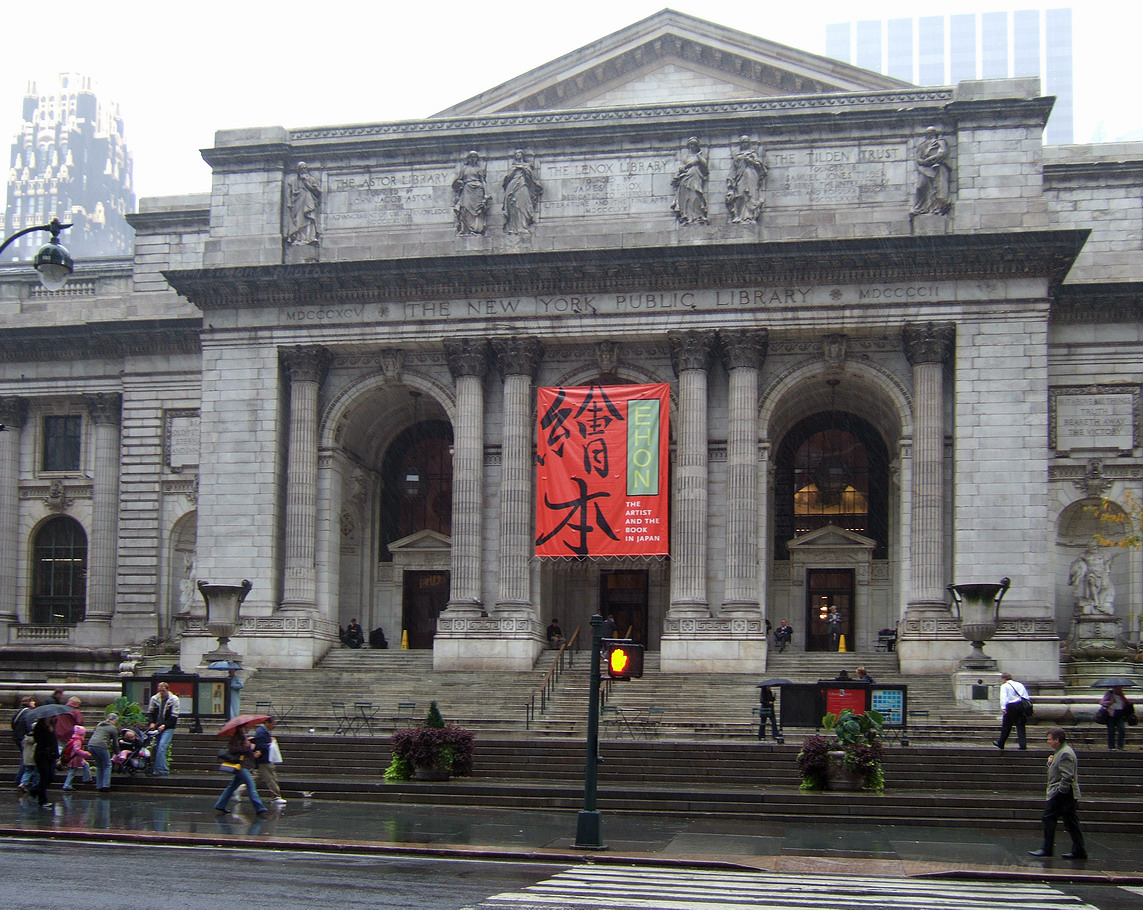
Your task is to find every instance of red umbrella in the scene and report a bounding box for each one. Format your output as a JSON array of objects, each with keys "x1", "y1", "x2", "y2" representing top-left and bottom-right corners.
[{"x1": 216, "y1": 714, "x2": 271, "y2": 737}]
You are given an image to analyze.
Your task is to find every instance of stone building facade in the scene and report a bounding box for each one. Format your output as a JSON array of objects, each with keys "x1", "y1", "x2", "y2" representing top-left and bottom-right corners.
[{"x1": 0, "y1": 12, "x2": 1139, "y2": 682}]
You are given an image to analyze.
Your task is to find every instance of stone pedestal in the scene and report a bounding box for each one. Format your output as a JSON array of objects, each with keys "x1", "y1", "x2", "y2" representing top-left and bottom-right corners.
[
  {"x1": 433, "y1": 614, "x2": 544, "y2": 670},
  {"x1": 953, "y1": 669, "x2": 1002, "y2": 711},
  {"x1": 1069, "y1": 614, "x2": 1127, "y2": 658},
  {"x1": 659, "y1": 616, "x2": 765, "y2": 672}
]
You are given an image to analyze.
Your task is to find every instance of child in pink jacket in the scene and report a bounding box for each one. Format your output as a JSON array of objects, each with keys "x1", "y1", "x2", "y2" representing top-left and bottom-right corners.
[{"x1": 62, "y1": 725, "x2": 93, "y2": 790}]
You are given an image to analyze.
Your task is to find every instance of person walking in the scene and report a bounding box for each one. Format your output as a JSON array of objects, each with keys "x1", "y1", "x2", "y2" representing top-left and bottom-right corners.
[
  {"x1": 214, "y1": 724, "x2": 266, "y2": 816},
  {"x1": 1029, "y1": 727, "x2": 1087, "y2": 860},
  {"x1": 1099, "y1": 685, "x2": 1133, "y2": 750},
  {"x1": 147, "y1": 680, "x2": 180, "y2": 774},
  {"x1": 11, "y1": 695, "x2": 35, "y2": 791},
  {"x1": 757, "y1": 686, "x2": 779, "y2": 740},
  {"x1": 88, "y1": 713, "x2": 118, "y2": 792},
  {"x1": 61, "y1": 725, "x2": 93, "y2": 791},
  {"x1": 252, "y1": 717, "x2": 286, "y2": 806},
  {"x1": 30, "y1": 718, "x2": 58, "y2": 809},
  {"x1": 994, "y1": 671, "x2": 1030, "y2": 750},
  {"x1": 827, "y1": 609, "x2": 842, "y2": 651}
]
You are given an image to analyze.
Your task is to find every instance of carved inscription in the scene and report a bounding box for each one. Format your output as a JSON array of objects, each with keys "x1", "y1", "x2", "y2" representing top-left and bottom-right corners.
[
  {"x1": 166, "y1": 412, "x2": 200, "y2": 470},
  {"x1": 536, "y1": 156, "x2": 677, "y2": 218},
  {"x1": 1054, "y1": 392, "x2": 1136, "y2": 451},
  {"x1": 771, "y1": 145, "x2": 904, "y2": 205},
  {"x1": 325, "y1": 169, "x2": 454, "y2": 227}
]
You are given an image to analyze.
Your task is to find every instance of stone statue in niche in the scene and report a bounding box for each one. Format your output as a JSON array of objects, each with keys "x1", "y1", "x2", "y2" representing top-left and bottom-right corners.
[
  {"x1": 502, "y1": 149, "x2": 543, "y2": 234},
  {"x1": 452, "y1": 151, "x2": 492, "y2": 235},
  {"x1": 671, "y1": 137, "x2": 709, "y2": 225},
  {"x1": 1068, "y1": 545, "x2": 1120, "y2": 615},
  {"x1": 178, "y1": 553, "x2": 197, "y2": 610},
  {"x1": 283, "y1": 162, "x2": 322, "y2": 246},
  {"x1": 910, "y1": 127, "x2": 951, "y2": 216},
  {"x1": 725, "y1": 135, "x2": 767, "y2": 224}
]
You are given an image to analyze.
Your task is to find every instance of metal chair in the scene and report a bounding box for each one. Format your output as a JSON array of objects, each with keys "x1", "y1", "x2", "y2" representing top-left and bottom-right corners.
[
  {"x1": 394, "y1": 702, "x2": 417, "y2": 728},
  {"x1": 354, "y1": 702, "x2": 380, "y2": 736},
  {"x1": 254, "y1": 699, "x2": 294, "y2": 730},
  {"x1": 331, "y1": 701, "x2": 353, "y2": 735},
  {"x1": 643, "y1": 706, "x2": 666, "y2": 736}
]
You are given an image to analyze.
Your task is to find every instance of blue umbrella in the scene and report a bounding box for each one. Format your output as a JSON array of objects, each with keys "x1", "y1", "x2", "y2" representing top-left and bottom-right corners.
[{"x1": 208, "y1": 660, "x2": 242, "y2": 671}]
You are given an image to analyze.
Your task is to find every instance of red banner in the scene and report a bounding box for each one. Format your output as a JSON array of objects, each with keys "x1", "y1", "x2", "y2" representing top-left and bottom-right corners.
[{"x1": 536, "y1": 384, "x2": 670, "y2": 557}]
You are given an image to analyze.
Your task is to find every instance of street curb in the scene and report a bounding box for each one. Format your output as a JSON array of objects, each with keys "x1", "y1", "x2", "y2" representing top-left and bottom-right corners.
[{"x1": 3, "y1": 826, "x2": 1142, "y2": 885}]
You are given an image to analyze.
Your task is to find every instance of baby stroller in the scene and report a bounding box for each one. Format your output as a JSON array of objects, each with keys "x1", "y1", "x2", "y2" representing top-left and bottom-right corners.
[{"x1": 112, "y1": 727, "x2": 158, "y2": 776}]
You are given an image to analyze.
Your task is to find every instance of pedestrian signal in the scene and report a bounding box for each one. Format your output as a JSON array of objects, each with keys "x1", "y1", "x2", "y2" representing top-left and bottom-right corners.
[{"x1": 603, "y1": 640, "x2": 644, "y2": 679}]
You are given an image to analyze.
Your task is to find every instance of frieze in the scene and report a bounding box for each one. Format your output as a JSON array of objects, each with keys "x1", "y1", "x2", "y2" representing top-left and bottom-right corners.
[
  {"x1": 902, "y1": 617, "x2": 1056, "y2": 635},
  {"x1": 184, "y1": 616, "x2": 339, "y2": 636},
  {"x1": 20, "y1": 482, "x2": 92, "y2": 502},
  {"x1": 284, "y1": 91, "x2": 957, "y2": 144},
  {"x1": 663, "y1": 617, "x2": 763, "y2": 634},
  {"x1": 1049, "y1": 459, "x2": 1143, "y2": 491}
]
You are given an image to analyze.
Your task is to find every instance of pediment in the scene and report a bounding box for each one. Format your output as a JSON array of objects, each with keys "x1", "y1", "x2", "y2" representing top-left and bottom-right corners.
[
  {"x1": 388, "y1": 529, "x2": 452, "y2": 552},
  {"x1": 435, "y1": 9, "x2": 908, "y2": 117},
  {"x1": 787, "y1": 525, "x2": 876, "y2": 552}
]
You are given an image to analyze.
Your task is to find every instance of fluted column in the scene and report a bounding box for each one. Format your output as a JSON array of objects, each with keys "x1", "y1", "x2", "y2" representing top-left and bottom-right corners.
[
  {"x1": 0, "y1": 398, "x2": 26, "y2": 624},
  {"x1": 492, "y1": 338, "x2": 543, "y2": 616},
  {"x1": 85, "y1": 393, "x2": 122, "y2": 621},
  {"x1": 903, "y1": 323, "x2": 954, "y2": 611},
  {"x1": 445, "y1": 339, "x2": 489, "y2": 615},
  {"x1": 667, "y1": 331, "x2": 715, "y2": 617},
  {"x1": 718, "y1": 330, "x2": 767, "y2": 614},
  {"x1": 281, "y1": 346, "x2": 330, "y2": 611}
]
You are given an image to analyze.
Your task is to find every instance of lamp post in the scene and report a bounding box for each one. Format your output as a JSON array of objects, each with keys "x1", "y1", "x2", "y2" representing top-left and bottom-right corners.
[{"x1": 0, "y1": 218, "x2": 74, "y2": 291}]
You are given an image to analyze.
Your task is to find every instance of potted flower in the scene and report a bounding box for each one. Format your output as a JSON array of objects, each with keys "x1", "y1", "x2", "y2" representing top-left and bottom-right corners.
[
  {"x1": 797, "y1": 708, "x2": 885, "y2": 792},
  {"x1": 384, "y1": 701, "x2": 475, "y2": 782}
]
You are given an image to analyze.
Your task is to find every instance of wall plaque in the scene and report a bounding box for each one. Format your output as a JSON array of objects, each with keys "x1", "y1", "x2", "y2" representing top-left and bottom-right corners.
[
  {"x1": 166, "y1": 410, "x2": 201, "y2": 471},
  {"x1": 1050, "y1": 385, "x2": 1139, "y2": 452}
]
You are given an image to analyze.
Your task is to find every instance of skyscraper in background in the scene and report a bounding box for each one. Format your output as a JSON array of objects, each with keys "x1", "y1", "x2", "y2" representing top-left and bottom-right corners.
[
  {"x1": 826, "y1": 9, "x2": 1073, "y2": 144},
  {"x1": 3, "y1": 73, "x2": 134, "y2": 262}
]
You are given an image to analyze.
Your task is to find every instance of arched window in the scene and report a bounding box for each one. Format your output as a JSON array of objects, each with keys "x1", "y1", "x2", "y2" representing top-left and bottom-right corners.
[
  {"x1": 774, "y1": 412, "x2": 889, "y2": 559},
  {"x1": 379, "y1": 420, "x2": 454, "y2": 560},
  {"x1": 31, "y1": 516, "x2": 87, "y2": 624}
]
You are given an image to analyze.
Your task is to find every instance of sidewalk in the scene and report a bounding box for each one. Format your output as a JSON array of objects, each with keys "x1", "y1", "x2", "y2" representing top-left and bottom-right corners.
[{"x1": 3, "y1": 787, "x2": 1142, "y2": 883}]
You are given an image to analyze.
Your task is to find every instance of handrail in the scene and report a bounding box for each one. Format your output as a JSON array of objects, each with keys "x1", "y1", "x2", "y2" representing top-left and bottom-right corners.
[{"x1": 525, "y1": 625, "x2": 581, "y2": 728}]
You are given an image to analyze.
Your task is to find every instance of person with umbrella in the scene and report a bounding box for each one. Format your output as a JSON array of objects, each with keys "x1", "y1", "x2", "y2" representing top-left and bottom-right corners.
[
  {"x1": 1097, "y1": 680, "x2": 1135, "y2": 750},
  {"x1": 213, "y1": 715, "x2": 268, "y2": 816},
  {"x1": 30, "y1": 716, "x2": 59, "y2": 809}
]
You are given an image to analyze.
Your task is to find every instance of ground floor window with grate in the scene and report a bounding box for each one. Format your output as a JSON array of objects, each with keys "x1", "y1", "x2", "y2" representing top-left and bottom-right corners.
[{"x1": 31, "y1": 516, "x2": 87, "y2": 624}]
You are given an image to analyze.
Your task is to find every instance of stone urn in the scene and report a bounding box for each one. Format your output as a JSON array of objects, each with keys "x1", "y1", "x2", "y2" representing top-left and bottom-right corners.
[
  {"x1": 948, "y1": 577, "x2": 1010, "y2": 670},
  {"x1": 824, "y1": 751, "x2": 864, "y2": 791},
  {"x1": 198, "y1": 579, "x2": 253, "y2": 664}
]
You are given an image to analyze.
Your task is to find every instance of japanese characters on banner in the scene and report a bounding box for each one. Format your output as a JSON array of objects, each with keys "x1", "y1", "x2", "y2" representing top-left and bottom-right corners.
[{"x1": 535, "y1": 383, "x2": 670, "y2": 557}]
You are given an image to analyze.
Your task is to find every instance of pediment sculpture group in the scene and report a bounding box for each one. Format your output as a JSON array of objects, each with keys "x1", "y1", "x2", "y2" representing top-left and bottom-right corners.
[{"x1": 280, "y1": 127, "x2": 952, "y2": 247}]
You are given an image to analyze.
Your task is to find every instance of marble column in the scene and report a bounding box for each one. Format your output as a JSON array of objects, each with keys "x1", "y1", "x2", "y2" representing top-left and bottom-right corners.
[
  {"x1": 281, "y1": 346, "x2": 330, "y2": 611},
  {"x1": 444, "y1": 339, "x2": 489, "y2": 615},
  {"x1": 85, "y1": 393, "x2": 122, "y2": 621},
  {"x1": 492, "y1": 338, "x2": 543, "y2": 616},
  {"x1": 0, "y1": 398, "x2": 26, "y2": 624},
  {"x1": 667, "y1": 331, "x2": 715, "y2": 617},
  {"x1": 718, "y1": 330, "x2": 767, "y2": 615},
  {"x1": 903, "y1": 323, "x2": 955, "y2": 612}
]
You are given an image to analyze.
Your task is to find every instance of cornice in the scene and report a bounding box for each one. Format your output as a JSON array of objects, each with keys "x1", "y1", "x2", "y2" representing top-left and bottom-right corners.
[
  {"x1": 1053, "y1": 282, "x2": 1143, "y2": 324},
  {"x1": 0, "y1": 318, "x2": 202, "y2": 363},
  {"x1": 166, "y1": 231, "x2": 1088, "y2": 311}
]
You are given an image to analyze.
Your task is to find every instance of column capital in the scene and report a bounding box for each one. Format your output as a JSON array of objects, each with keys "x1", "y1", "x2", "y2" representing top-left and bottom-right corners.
[
  {"x1": 84, "y1": 393, "x2": 122, "y2": 426},
  {"x1": 445, "y1": 339, "x2": 490, "y2": 380},
  {"x1": 282, "y1": 346, "x2": 331, "y2": 384},
  {"x1": 903, "y1": 322, "x2": 955, "y2": 366},
  {"x1": 668, "y1": 330, "x2": 716, "y2": 376},
  {"x1": 0, "y1": 396, "x2": 27, "y2": 429},
  {"x1": 718, "y1": 329, "x2": 768, "y2": 371},
  {"x1": 492, "y1": 337, "x2": 543, "y2": 380}
]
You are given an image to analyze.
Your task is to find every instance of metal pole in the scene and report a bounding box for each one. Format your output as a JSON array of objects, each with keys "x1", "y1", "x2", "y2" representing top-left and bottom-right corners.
[{"x1": 574, "y1": 612, "x2": 605, "y2": 849}]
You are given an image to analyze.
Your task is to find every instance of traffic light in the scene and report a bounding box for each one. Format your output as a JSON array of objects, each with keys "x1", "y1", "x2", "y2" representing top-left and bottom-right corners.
[{"x1": 603, "y1": 639, "x2": 644, "y2": 679}]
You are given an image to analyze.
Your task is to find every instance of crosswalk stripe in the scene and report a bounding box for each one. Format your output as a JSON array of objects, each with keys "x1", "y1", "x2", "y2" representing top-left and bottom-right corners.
[{"x1": 481, "y1": 866, "x2": 1098, "y2": 910}]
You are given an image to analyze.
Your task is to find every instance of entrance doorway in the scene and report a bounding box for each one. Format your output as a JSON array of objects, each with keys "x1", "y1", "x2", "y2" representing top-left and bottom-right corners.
[
  {"x1": 402, "y1": 570, "x2": 450, "y2": 649},
  {"x1": 599, "y1": 570, "x2": 648, "y2": 645},
  {"x1": 805, "y1": 568, "x2": 854, "y2": 651}
]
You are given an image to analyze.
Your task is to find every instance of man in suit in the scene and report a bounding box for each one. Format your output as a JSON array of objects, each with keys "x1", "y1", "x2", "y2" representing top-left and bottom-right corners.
[{"x1": 1029, "y1": 727, "x2": 1087, "y2": 860}]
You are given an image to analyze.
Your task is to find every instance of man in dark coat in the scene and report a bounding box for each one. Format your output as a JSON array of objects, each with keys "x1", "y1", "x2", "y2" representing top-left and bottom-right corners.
[{"x1": 1029, "y1": 727, "x2": 1087, "y2": 860}]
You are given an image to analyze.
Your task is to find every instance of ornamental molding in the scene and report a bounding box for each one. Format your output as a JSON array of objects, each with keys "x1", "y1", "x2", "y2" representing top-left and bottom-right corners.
[{"x1": 0, "y1": 319, "x2": 201, "y2": 363}]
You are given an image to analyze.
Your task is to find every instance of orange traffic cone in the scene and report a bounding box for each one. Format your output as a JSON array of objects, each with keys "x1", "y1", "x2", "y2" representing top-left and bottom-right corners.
[
  {"x1": 401, "y1": 629, "x2": 409, "y2": 649},
  {"x1": 838, "y1": 634, "x2": 847, "y2": 653}
]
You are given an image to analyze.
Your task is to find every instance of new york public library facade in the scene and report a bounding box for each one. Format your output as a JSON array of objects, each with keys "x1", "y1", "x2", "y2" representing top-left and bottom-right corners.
[{"x1": 0, "y1": 11, "x2": 1140, "y2": 685}]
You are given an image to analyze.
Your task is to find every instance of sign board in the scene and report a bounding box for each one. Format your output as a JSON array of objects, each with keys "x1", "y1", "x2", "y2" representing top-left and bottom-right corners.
[{"x1": 536, "y1": 383, "x2": 669, "y2": 557}]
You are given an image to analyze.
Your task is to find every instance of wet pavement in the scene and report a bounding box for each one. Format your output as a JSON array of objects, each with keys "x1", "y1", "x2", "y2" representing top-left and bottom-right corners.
[{"x1": 3, "y1": 786, "x2": 1142, "y2": 882}]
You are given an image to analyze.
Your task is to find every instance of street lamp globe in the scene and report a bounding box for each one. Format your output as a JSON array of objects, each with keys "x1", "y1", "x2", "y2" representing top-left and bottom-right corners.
[{"x1": 32, "y1": 230, "x2": 73, "y2": 291}]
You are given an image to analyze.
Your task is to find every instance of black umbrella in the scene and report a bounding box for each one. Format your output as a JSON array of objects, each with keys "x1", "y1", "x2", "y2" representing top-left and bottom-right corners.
[
  {"x1": 1091, "y1": 677, "x2": 1138, "y2": 688},
  {"x1": 23, "y1": 703, "x2": 75, "y2": 723},
  {"x1": 757, "y1": 678, "x2": 795, "y2": 687}
]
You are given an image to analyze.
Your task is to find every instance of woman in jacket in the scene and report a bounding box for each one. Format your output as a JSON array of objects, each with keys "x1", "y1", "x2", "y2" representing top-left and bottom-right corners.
[
  {"x1": 1100, "y1": 685, "x2": 1133, "y2": 750},
  {"x1": 31, "y1": 718, "x2": 58, "y2": 809},
  {"x1": 213, "y1": 724, "x2": 266, "y2": 816},
  {"x1": 87, "y1": 713, "x2": 118, "y2": 792}
]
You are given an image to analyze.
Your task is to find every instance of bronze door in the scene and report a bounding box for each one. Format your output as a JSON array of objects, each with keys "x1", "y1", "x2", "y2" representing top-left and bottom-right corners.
[
  {"x1": 402, "y1": 570, "x2": 450, "y2": 649},
  {"x1": 599, "y1": 570, "x2": 648, "y2": 645},
  {"x1": 805, "y1": 568, "x2": 854, "y2": 652}
]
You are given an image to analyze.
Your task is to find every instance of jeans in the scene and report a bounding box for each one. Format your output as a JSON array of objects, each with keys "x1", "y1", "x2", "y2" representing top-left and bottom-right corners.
[
  {"x1": 214, "y1": 766, "x2": 266, "y2": 814},
  {"x1": 757, "y1": 707, "x2": 779, "y2": 740},
  {"x1": 154, "y1": 728, "x2": 175, "y2": 773},
  {"x1": 33, "y1": 759, "x2": 55, "y2": 806},
  {"x1": 1107, "y1": 714, "x2": 1127, "y2": 749},
  {"x1": 62, "y1": 762, "x2": 92, "y2": 789},
  {"x1": 90, "y1": 746, "x2": 111, "y2": 790}
]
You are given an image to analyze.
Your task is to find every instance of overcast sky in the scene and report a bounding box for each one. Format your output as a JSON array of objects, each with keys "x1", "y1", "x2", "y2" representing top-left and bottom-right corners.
[{"x1": 2, "y1": 1, "x2": 1139, "y2": 203}]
